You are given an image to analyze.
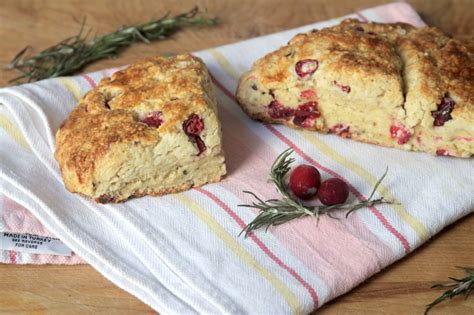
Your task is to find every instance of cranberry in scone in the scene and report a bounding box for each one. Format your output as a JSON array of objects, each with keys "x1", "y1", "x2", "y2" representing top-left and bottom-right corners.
[
  {"x1": 183, "y1": 114, "x2": 207, "y2": 156},
  {"x1": 141, "y1": 111, "x2": 163, "y2": 128}
]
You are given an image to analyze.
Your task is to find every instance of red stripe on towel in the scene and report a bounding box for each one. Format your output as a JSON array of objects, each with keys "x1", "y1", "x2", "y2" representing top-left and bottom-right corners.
[
  {"x1": 196, "y1": 187, "x2": 320, "y2": 308},
  {"x1": 82, "y1": 74, "x2": 97, "y2": 88},
  {"x1": 9, "y1": 250, "x2": 17, "y2": 264}
]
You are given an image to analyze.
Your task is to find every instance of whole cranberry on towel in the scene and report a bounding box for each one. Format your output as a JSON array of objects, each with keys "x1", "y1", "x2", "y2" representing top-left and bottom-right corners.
[
  {"x1": 289, "y1": 165, "x2": 321, "y2": 200},
  {"x1": 317, "y1": 178, "x2": 349, "y2": 205}
]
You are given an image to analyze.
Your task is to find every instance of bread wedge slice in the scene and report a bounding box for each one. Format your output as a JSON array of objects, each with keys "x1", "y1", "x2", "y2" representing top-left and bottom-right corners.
[
  {"x1": 236, "y1": 19, "x2": 473, "y2": 157},
  {"x1": 55, "y1": 54, "x2": 226, "y2": 203}
]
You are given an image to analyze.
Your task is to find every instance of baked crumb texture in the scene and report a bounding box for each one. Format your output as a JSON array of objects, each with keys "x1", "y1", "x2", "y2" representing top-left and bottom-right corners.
[
  {"x1": 236, "y1": 19, "x2": 474, "y2": 158},
  {"x1": 55, "y1": 54, "x2": 226, "y2": 203}
]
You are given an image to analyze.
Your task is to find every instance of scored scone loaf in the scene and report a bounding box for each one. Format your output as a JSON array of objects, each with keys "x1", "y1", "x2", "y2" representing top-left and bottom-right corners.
[
  {"x1": 236, "y1": 19, "x2": 474, "y2": 157},
  {"x1": 55, "y1": 54, "x2": 226, "y2": 203}
]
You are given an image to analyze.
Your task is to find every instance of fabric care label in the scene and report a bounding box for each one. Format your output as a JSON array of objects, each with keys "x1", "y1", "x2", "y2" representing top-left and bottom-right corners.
[{"x1": 0, "y1": 232, "x2": 72, "y2": 256}]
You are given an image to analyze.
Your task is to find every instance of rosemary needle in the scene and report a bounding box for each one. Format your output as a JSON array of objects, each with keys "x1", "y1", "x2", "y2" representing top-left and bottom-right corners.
[
  {"x1": 5, "y1": 7, "x2": 217, "y2": 83},
  {"x1": 239, "y1": 148, "x2": 394, "y2": 237},
  {"x1": 424, "y1": 267, "x2": 474, "y2": 314}
]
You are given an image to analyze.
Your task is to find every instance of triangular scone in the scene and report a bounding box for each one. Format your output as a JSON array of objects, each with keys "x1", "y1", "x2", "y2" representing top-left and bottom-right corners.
[
  {"x1": 236, "y1": 19, "x2": 473, "y2": 157},
  {"x1": 55, "y1": 54, "x2": 226, "y2": 203},
  {"x1": 399, "y1": 28, "x2": 474, "y2": 157}
]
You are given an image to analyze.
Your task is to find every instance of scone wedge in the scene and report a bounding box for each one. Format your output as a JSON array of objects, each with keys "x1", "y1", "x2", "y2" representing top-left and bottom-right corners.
[
  {"x1": 55, "y1": 54, "x2": 226, "y2": 203},
  {"x1": 399, "y1": 27, "x2": 474, "y2": 157},
  {"x1": 236, "y1": 19, "x2": 474, "y2": 157}
]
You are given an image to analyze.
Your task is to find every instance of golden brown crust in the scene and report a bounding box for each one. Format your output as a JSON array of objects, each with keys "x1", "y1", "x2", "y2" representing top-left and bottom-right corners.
[
  {"x1": 253, "y1": 18, "x2": 415, "y2": 90},
  {"x1": 400, "y1": 27, "x2": 474, "y2": 118}
]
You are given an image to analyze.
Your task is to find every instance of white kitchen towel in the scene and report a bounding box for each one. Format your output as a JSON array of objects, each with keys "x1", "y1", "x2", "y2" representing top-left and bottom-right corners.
[{"x1": 0, "y1": 2, "x2": 473, "y2": 314}]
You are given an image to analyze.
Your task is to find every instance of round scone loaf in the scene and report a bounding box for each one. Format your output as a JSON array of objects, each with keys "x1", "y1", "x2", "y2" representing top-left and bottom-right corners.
[
  {"x1": 55, "y1": 54, "x2": 226, "y2": 203},
  {"x1": 236, "y1": 19, "x2": 474, "y2": 157}
]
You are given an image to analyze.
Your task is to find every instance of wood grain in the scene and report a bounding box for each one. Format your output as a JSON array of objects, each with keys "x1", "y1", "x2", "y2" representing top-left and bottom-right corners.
[{"x1": 0, "y1": 0, "x2": 473, "y2": 314}]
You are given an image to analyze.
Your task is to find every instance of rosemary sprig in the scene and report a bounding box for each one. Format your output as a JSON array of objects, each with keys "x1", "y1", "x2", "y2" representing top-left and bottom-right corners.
[
  {"x1": 239, "y1": 148, "x2": 394, "y2": 237},
  {"x1": 424, "y1": 267, "x2": 474, "y2": 314},
  {"x1": 5, "y1": 7, "x2": 217, "y2": 83}
]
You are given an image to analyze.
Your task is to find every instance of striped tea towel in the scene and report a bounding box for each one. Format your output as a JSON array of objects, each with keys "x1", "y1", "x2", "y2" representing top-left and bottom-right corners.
[{"x1": 0, "y1": 2, "x2": 473, "y2": 313}]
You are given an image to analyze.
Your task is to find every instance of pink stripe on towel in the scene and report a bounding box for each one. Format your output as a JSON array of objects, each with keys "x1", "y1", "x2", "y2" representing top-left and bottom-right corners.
[{"x1": 372, "y1": 2, "x2": 426, "y2": 26}]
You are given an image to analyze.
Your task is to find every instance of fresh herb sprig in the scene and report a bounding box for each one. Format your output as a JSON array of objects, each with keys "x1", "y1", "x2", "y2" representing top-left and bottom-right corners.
[
  {"x1": 239, "y1": 148, "x2": 393, "y2": 237},
  {"x1": 425, "y1": 267, "x2": 474, "y2": 314},
  {"x1": 5, "y1": 7, "x2": 217, "y2": 83}
]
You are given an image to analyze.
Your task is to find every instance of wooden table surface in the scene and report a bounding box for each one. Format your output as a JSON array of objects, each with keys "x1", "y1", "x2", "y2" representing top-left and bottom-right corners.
[{"x1": 0, "y1": 0, "x2": 473, "y2": 314}]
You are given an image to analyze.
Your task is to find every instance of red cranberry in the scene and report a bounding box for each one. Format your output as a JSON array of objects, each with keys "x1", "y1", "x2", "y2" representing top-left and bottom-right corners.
[
  {"x1": 293, "y1": 102, "x2": 320, "y2": 127},
  {"x1": 141, "y1": 111, "x2": 163, "y2": 128},
  {"x1": 195, "y1": 136, "x2": 206, "y2": 156},
  {"x1": 436, "y1": 149, "x2": 451, "y2": 156},
  {"x1": 268, "y1": 100, "x2": 294, "y2": 119},
  {"x1": 300, "y1": 89, "x2": 317, "y2": 100},
  {"x1": 332, "y1": 81, "x2": 351, "y2": 93},
  {"x1": 183, "y1": 114, "x2": 204, "y2": 136},
  {"x1": 431, "y1": 95, "x2": 455, "y2": 127},
  {"x1": 295, "y1": 59, "x2": 319, "y2": 79},
  {"x1": 97, "y1": 194, "x2": 115, "y2": 203},
  {"x1": 317, "y1": 178, "x2": 349, "y2": 206},
  {"x1": 455, "y1": 136, "x2": 473, "y2": 142},
  {"x1": 340, "y1": 86, "x2": 351, "y2": 93},
  {"x1": 289, "y1": 165, "x2": 321, "y2": 200},
  {"x1": 329, "y1": 124, "x2": 352, "y2": 138},
  {"x1": 390, "y1": 125, "x2": 412, "y2": 145},
  {"x1": 183, "y1": 114, "x2": 207, "y2": 155}
]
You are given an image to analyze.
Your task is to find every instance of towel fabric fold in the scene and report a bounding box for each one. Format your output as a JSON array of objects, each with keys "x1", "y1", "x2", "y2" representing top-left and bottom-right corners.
[{"x1": 1, "y1": 3, "x2": 472, "y2": 313}]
